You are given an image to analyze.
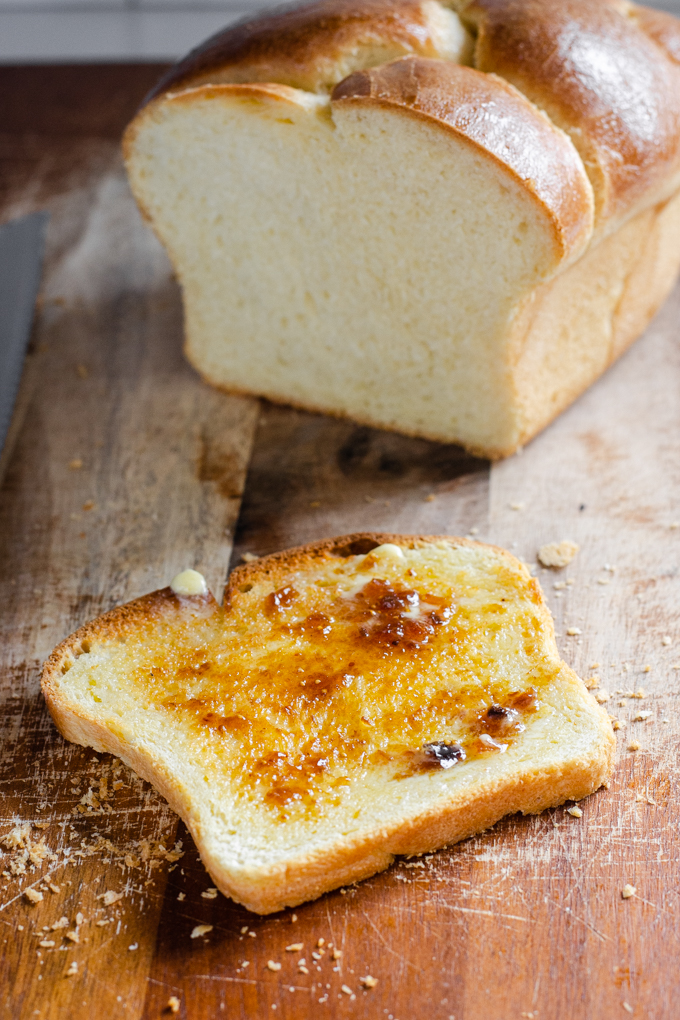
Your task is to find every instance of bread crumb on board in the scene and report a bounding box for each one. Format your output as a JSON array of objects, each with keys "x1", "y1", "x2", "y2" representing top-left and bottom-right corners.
[
  {"x1": 361, "y1": 975, "x2": 378, "y2": 989},
  {"x1": 538, "y1": 541, "x2": 579, "y2": 568},
  {"x1": 167, "y1": 996, "x2": 180, "y2": 1013},
  {"x1": 567, "y1": 806, "x2": 583, "y2": 818},
  {"x1": 24, "y1": 887, "x2": 43, "y2": 904},
  {"x1": 190, "y1": 924, "x2": 213, "y2": 939},
  {"x1": 622, "y1": 884, "x2": 636, "y2": 899}
]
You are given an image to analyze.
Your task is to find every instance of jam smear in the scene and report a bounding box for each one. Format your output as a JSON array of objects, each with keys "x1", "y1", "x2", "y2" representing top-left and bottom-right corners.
[
  {"x1": 265, "y1": 585, "x2": 299, "y2": 614},
  {"x1": 353, "y1": 578, "x2": 453, "y2": 652}
]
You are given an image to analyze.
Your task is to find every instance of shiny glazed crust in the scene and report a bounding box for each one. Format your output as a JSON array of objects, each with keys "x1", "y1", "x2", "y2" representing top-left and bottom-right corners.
[
  {"x1": 462, "y1": 0, "x2": 680, "y2": 231},
  {"x1": 141, "y1": 0, "x2": 680, "y2": 235},
  {"x1": 147, "y1": 0, "x2": 473, "y2": 96},
  {"x1": 332, "y1": 57, "x2": 593, "y2": 260},
  {"x1": 42, "y1": 534, "x2": 615, "y2": 914}
]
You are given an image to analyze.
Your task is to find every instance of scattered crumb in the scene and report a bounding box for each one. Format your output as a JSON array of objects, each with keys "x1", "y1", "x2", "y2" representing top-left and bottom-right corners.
[
  {"x1": 594, "y1": 690, "x2": 610, "y2": 704},
  {"x1": 177, "y1": 892, "x2": 185, "y2": 901},
  {"x1": 585, "y1": 676, "x2": 600, "y2": 689},
  {"x1": 98, "y1": 890, "x2": 123, "y2": 906},
  {"x1": 66, "y1": 961, "x2": 78, "y2": 977},
  {"x1": 81, "y1": 500, "x2": 95, "y2": 512},
  {"x1": 510, "y1": 502, "x2": 525, "y2": 511},
  {"x1": 201, "y1": 888, "x2": 218, "y2": 899},
  {"x1": 332, "y1": 949, "x2": 342, "y2": 960},
  {"x1": 360, "y1": 976, "x2": 378, "y2": 989},
  {"x1": 621, "y1": 884, "x2": 636, "y2": 899},
  {"x1": 267, "y1": 961, "x2": 282, "y2": 972},
  {"x1": 610, "y1": 718, "x2": 626, "y2": 731},
  {"x1": 567, "y1": 806, "x2": 583, "y2": 818},
  {"x1": 48, "y1": 883, "x2": 60, "y2": 894},
  {"x1": 190, "y1": 925, "x2": 213, "y2": 939},
  {"x1": 248, "y1": 931, "x2": 256, "y2": 938},
  {"x1": 633, "y1": 711, "x2": 652, "y2": 722},
  {"x1": 76, "y1": 913, "x2": 84, "y2": 926},
  {"x1": 24, "y1": 888, "x2": 43, "y2": 904},
  {"x1": 291, "y1": 914, "x2": 297, "y2": 922},
  {"x1": 96, "y1": 919, "x2": 110, "y2": 926},
  {"x1": 241, "y1": 552, "x2": 259, "y2": 563},
  {"x1": 670, "y1": 522, "x2": 680, "y2": 529},
  {"x1": 286, "y1": 944, "x2": 304, "y2": 952},
  {"x1": 38, "y1": 940, "x2": 55, "y2": 948},
  {"x1": 167, "y1": 996, "x2": 180, "y2": 1014},
  {"x1": 240, "y1": 926, "x2": 248, "y2": 934},
  {"x1": 68, "y1": 459, "x2": 83, "y2": 470},
  {"x1": 65, "y1": 930, "x2": 79, "y2": 943},
  {"x1": 129, "y1": 943, "x2": 138, "y2": 951},
  {"x1": 567, "y1": 627, "x2": 582, "y2": 636},
  {"x1": 632, "y1": 688, "x2": 646, "y2": 699},
  {"x1": 597, "y1": 578, "x2": 610, "y2": 585},
  {"x1": 623, "y1": 1004, "x2": 633, "y2": 1015},
  {"x1": 538, "y1": 540, "x2": 579, "y2": 568},
  {"x1": 627, "y1": 741, "x2": 641, "y2": 752},
  {"x1": 662, "y1": 636, "x2": 672, "y2": 646},
  {"x1": 341, "y1": 985, "x2": 353, "y2": 995},
  {"x1": 317, "y1": 938, "x2": 325, "y2": 948}
]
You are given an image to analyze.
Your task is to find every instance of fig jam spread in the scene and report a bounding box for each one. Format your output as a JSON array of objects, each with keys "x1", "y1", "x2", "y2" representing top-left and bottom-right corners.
[{"x1": 134, "y1": 549, "x2": 556, "y2": 820}]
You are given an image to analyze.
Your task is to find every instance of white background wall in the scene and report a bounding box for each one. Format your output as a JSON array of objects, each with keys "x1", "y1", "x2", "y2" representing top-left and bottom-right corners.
[{"x1": 0, "y1": 0, "x2": 679, "y2": 63}]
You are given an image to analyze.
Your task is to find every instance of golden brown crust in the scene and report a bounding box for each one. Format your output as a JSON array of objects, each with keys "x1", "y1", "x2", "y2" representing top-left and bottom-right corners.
[
  {"x1": 228, "y1": 530, "x2": 511, "y2": 593},
  {"x1": 462, "y1": 0, "x2": 680, "y2": 230},
  {"x1": 146, "y1": 0, "x2": 466, "y2": 97},
  {"x1": 331, "y1": 56, "x2": 593, "y2": 260}
]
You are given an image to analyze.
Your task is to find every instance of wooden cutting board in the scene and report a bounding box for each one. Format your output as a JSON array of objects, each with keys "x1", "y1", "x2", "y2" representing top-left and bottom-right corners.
[{"x1": 1, "y1": 66, "x2": 679, "y2": 1020}]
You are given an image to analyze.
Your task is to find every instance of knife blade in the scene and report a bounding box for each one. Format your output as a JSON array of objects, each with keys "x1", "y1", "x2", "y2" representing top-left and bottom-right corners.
[{"x1": 0, "y1": 210, "x2": 49, "y2": 470}]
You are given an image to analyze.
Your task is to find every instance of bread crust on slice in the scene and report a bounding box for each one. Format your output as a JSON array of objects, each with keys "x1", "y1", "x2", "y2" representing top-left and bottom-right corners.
[{"x1": 42, "y1": 533, "x2": 614, "y2": 914}]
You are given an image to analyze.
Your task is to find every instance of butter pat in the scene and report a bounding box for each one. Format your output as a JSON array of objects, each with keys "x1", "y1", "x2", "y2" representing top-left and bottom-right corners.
[{"x1": 171, "y1": 569, "x2": 208, "y2": 596}]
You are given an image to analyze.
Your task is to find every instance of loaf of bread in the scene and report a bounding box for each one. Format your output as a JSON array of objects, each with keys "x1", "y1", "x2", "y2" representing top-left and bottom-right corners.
[
  {"x1": 124, "y1": 0, "x2": 680, "y2": 458},
  {"x1": 42, "y1": 535, "x2": 614, "y2": 913}
]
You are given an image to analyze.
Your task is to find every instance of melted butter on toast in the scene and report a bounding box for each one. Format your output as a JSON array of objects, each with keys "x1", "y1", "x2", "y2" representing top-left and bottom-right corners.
[{"x1": 119, "y1": 543, "x2": 559, "y2": 821}]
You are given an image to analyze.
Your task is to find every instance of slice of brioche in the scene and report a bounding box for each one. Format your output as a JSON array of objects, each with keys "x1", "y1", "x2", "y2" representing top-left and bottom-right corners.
[{"x1": 42, "y1": 534, "x2": 614, "y2": 914}]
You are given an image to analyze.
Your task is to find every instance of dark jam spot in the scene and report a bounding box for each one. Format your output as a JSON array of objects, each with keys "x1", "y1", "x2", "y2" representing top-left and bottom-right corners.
[
  {"x1": 421, "y1": 742, "x2": 466, "y2": 770},
  {"x1": 264, "y1": 585, "x2": 299, "y2": 614},
  {"x1": 354, "y1": 579, "x2": 453, "y2": 652}
]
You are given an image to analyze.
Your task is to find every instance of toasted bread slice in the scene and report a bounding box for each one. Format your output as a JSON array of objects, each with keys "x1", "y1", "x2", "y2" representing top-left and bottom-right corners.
[{"x1": 42, "y1": 534, "x2": 614, "y2": 914}]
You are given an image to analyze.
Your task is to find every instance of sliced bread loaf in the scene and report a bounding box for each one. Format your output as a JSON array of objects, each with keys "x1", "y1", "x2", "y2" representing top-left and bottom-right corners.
[
  {"x1": 124, "y1": 0, "x2": 680, "y2": 457},
  {"x1": 42, "y1": 534, "x2": 614, "y2": 913}
]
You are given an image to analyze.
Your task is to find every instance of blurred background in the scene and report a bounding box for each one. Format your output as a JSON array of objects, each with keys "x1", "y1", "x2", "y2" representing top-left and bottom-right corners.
[{"x1": 1, "y1": 0, "x2": 679, "y2": 63}]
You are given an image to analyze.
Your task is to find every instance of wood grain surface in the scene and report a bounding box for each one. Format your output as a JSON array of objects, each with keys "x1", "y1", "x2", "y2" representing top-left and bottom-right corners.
[{"x1": 1, "y1": 66, "x2": 679, "y2": 1020}]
